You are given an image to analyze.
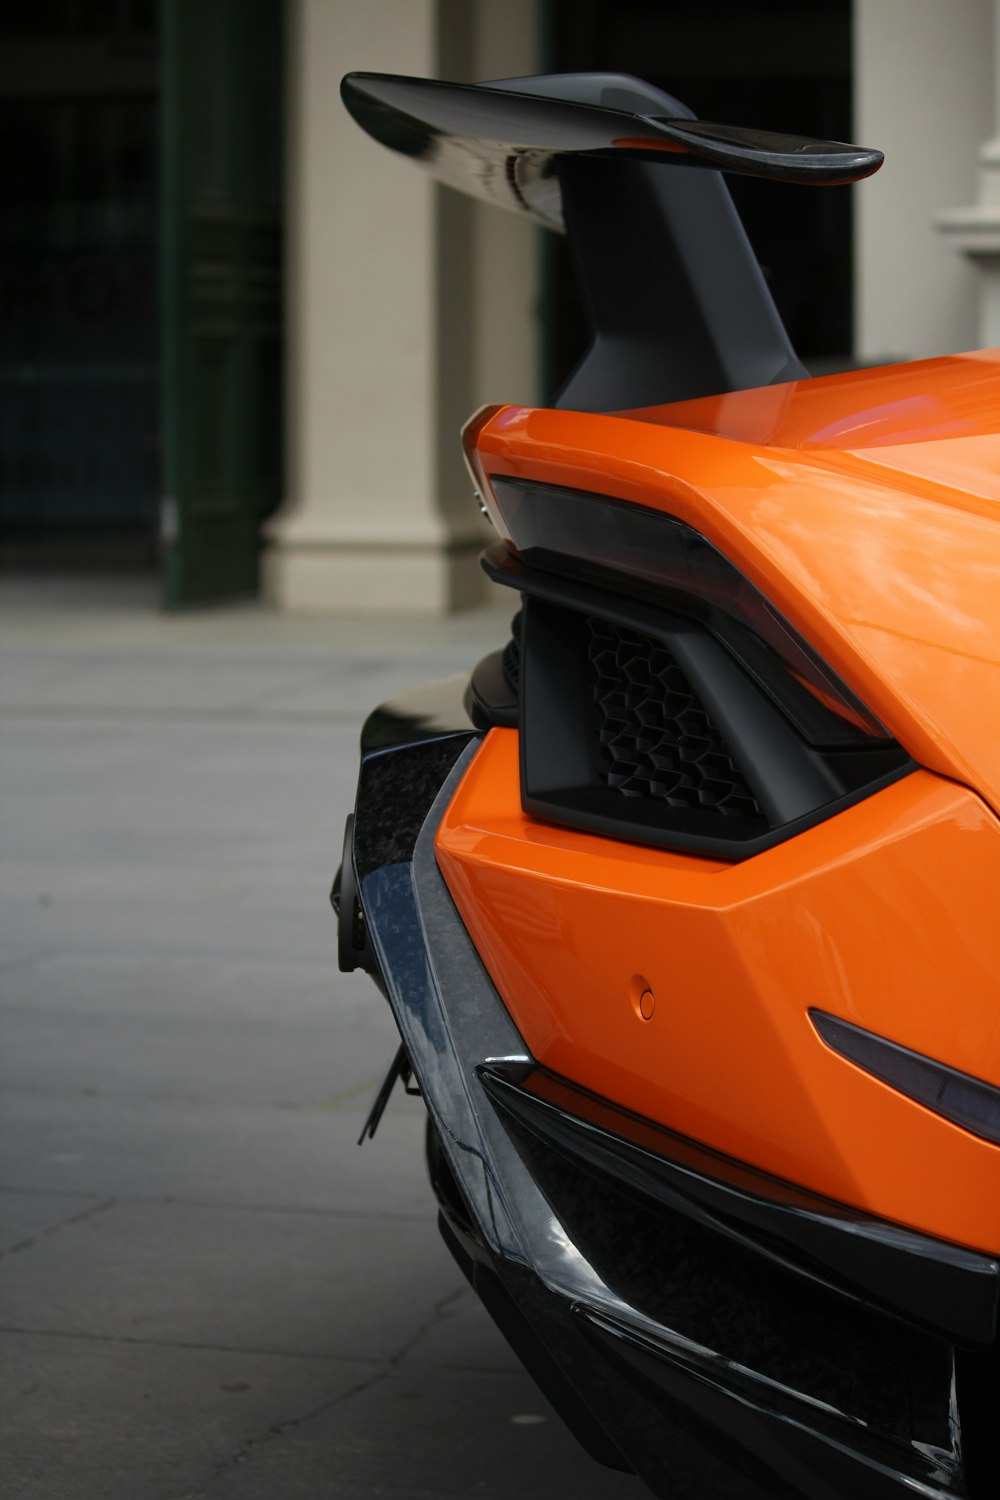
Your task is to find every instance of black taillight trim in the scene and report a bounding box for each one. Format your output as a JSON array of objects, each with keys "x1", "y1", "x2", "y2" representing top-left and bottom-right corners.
[
  {"x1": 483, "y1": 544, "x2": 915, "y2": 861},
  {"x1": 489, "y1": 476, "x2": 888, "y2": 746},
  {"x1": 811, "y1": 1010, "x2": 1000, "y2": 1149}
]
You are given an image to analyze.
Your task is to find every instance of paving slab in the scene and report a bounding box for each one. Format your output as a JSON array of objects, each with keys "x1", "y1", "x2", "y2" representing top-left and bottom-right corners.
[
  {"x1": 0, "y1": 960, "x2": 396, "y2": 1106},
  {"x1": 0, "y1": 1189, "x2": 109, "y2": 1258},
  {"x1": 0, "y1": 1087, "x2": 431, "y2": 1213},
  {"x1": 0, "y1": 1197, "x2": 463, "y2": 1364},
  {"x1": 0, "y1": 1329, "x2": 383, "y2": 1500},
  {"x1": 0, "y1": 947, "x2": 359, "y2": 1023},
  {"x1": 398, "y1": 1279, "x2": 523, "y2": 1375},
  {"x1": 202, "y1": 1361, "x2": 643, "y2": 1500}
]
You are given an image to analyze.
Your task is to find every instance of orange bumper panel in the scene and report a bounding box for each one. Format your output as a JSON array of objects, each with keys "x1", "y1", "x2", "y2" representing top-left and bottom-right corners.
[{"x1": 436, "y1": 728, "x2": 1000, "y2": 1254}]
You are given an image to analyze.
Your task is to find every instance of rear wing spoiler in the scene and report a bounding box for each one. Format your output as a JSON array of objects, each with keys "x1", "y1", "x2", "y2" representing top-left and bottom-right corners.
[{"x1": 340, "y1": 71, "x2": 884, "y2": 411}]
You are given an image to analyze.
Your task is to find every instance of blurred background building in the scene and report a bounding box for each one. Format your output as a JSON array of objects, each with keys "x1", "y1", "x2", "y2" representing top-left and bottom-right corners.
[{"x1": 1, "y1": 0, "x2": 997, "y2": 613}]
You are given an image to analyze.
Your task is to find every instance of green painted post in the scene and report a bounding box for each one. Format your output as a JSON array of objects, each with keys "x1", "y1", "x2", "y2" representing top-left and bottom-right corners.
[{"x1": 160, "y1": 0, "x2": 283, "y2": 606}]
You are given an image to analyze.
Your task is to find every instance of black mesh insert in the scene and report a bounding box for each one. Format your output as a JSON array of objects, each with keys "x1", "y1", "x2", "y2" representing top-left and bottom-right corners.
[{"x1": 588, "y1": 616, "x2": 762, "y2": 819}]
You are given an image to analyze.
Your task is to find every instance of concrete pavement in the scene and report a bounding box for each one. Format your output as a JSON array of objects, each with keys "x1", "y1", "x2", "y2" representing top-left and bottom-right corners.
[{"x1": 0, "y1": 575, "x2": 641, "y2": 1500}]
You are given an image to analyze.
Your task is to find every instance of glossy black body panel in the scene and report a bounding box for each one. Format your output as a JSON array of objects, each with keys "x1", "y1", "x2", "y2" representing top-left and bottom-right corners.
[
  {"x1": 359, "y1": 672, "x2": 477, "y2": 755},
  {"x1": 576, "y1": 1309, "x2": 953, "y2": 1500},
  {"x1": 648, "y1": 116, "x2": 882, "y2": 184},
  {"x1": 478, "y1": 1061, "x2": 999, "y2": 1349}
]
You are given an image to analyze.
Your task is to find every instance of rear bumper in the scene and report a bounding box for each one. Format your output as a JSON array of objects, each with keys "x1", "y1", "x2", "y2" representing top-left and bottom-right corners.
[{"x1": 343, "y1": 684, "x2": 997, "y2": 1500}]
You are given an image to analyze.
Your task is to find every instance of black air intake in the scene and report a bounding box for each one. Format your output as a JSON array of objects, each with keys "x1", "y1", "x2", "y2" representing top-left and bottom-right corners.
[
  {"x1": 514, "y1": 592, "x2": 912, "y2": 861},
  {"x1": 588, "y1": 617, "x2": 762, "y2": 820}
]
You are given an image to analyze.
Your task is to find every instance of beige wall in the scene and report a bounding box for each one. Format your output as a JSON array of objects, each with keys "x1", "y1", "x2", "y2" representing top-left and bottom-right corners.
[
  {"x1": 854, "y1": 0, "x2": 995, "y2": 360},
  {"x1": 266, "y1": 0, "x2": 540, "y2": 616}
]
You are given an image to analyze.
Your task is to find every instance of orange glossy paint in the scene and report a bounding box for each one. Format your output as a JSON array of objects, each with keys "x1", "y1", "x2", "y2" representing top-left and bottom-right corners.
[
  {"x1": 471, "y1": 350, "x2": 1000, "y2": 820},
  {"x1": 436, "y1": 729, "x2": 1000, "y2": 1254}
]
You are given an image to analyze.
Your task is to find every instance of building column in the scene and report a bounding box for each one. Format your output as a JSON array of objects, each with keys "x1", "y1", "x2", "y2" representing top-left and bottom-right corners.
[
  {"x1": 265, "y1": 0, "x2": 540, "y2": 616},
  {"x1": 853, "y1": 0, "x2": 994, "y2": 361},
  {"x1": 935, "y1": 0, "x2": 1000, "y2": 345}
]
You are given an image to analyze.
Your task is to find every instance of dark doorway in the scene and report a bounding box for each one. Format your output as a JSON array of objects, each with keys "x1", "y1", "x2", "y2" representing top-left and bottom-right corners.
[
  {"x1": 0, "y1": 1, "x2": 284, "y2": 603},
  {"x1": 0, "y1": 3, "x2": 161, "y2": 567},
  {"x1": 542, "y1": 0, "x2": 854, "y2": 398}
]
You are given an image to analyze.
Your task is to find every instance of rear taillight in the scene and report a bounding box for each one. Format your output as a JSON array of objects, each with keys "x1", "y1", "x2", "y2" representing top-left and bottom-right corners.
[{"x1": 486, "y1": 475, "x2": 886, "y2": 744}]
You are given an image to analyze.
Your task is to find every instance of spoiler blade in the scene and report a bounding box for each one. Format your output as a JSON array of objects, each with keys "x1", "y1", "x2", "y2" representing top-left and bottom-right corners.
[{"x1": 341, "y1": 71, "x2": 883, "y2": 231}]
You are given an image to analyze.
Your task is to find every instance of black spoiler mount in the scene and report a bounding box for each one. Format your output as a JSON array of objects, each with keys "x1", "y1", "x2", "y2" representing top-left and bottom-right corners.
[{"x1": 341, "y1": 71, "x2": 883, "y2": 412}]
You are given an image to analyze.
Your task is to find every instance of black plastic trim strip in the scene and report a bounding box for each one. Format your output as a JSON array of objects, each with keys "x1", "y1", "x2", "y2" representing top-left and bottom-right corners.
[
  {"x1": 477, "y1": 1061, "x2": 1000, "y2": 1349},
  {"x1": 812, "y1": 1010, "x2": 1000, "y2": 1149}
]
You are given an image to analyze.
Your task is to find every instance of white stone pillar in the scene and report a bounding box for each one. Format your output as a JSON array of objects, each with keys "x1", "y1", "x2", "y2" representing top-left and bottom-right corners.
[
  {"x1": 265, "y1": 0, "x2": 540, "y2": 616},
  {"x1": 935, "y1": 0, "x2": 1000, "y2": 345},
  {"x1": 854, "y1": 0, "x2": 994, "y2": 361}
]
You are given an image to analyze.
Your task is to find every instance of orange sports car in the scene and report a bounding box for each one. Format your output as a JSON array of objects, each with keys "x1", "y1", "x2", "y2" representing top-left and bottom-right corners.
[{"x1": 336, "y1": 69, "x2": 1000, "y2": 1500}]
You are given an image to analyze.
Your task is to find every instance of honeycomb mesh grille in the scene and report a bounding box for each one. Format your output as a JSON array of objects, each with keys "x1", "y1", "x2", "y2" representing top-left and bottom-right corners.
[{"x1": 588, "y1": 617, "x2": 762, "y2": 818}]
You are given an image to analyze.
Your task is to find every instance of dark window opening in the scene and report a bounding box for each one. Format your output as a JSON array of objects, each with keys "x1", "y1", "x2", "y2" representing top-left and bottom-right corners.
[{"x1": 0, "y1": 3, "x2": 161, "y2": 567}]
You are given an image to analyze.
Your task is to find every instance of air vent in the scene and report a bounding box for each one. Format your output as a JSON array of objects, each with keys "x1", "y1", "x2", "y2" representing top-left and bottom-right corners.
[
  {"x1": 588, "y1": 617, "x2": 761, "y2": 819},
  {"x1": 514, "y1": 591, "x2": 913, "y2": 861}
]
